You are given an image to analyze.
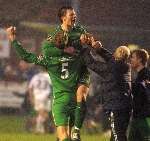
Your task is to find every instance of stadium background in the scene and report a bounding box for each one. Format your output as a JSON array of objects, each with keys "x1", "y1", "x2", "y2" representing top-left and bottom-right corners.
[{"x1": 0, "y1": 0, "x2": 149, "y2": 141}]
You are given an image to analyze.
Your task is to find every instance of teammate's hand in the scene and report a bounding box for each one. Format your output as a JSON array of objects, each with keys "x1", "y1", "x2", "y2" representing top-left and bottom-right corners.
[
  {"x1": 64, "y1": 46, "x2": 76, "y2": 55},
  {"x1": 80, "y1": 33, "x2": 94, "y2": 46},
  {"x1": 6, "y1": 26, "x2": 16, "y2": 41}
]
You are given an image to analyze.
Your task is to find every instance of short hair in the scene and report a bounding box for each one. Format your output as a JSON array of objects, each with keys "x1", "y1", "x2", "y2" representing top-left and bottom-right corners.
[
  {"x1": 132, "y1": 49, "x2": 149, "y2": 66},
  {"x1": 114, "y1": 46, "x2": 130, "y2": 61},
  {"x1": 58, "y1": 6, "x2": 74, "y2": 23}
]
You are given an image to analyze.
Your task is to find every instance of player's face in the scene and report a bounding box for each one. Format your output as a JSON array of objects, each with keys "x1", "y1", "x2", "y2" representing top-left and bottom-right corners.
[
  {"x1": 130, "y1": 53, "x2": 141, "y2": 70},
  {"x1": 62, "y1": 9, "x2": 77, "y2": 27}
]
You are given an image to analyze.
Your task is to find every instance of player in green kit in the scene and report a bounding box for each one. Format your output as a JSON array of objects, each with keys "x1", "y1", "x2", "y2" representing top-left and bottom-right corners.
[
  {"x1": 7, "y1": 27, "x2": 89, "y2": 141},
  {"x1": 43, "y1": 6, "x2": 91, "y2": 141},
  {"x1": 41, "y1": 6, "x2": 91, "y2": 141},
  {"x1": 6, "y1": 6, "x2": 92, "y2": 141}
]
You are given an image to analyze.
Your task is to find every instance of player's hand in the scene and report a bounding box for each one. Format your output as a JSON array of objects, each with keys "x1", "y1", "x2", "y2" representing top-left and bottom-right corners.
[
  {"x1": 64, "y1": 46, "x2": 76, "y2": 55},
  {"x1": 80, "y1": 33, "x2": 94, "y2": 46},
  {"x1": 91, "y1": 41, "x2": 102, "y2": 49},
  {"x1": 6, "y1": 26, "x2": 16, "y2": 42}
]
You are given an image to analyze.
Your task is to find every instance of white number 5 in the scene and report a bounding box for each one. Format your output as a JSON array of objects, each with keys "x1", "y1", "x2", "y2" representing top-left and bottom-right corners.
[{"x1": 61, "y1": 62, "x2": 69, "y2": 79}]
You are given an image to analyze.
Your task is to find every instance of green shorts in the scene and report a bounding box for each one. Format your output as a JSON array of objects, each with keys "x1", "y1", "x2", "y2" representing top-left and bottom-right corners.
[{"x1": 52, "y1": 96, "x2": 76, "y2": 127}]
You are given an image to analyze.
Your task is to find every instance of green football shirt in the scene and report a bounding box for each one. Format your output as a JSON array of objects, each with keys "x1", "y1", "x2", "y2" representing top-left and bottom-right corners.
[{"x1": 12, "y1": 24, "x2": 89, "y2": 102}]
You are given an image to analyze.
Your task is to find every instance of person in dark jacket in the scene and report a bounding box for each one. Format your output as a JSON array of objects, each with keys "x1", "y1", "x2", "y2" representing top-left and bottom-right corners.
[
  {"x1": 128, "y1": 49, "x2": 150, "y2": 141},
  {"x1": 83, "y1": 44, "x2": 132, "y2": 141}
]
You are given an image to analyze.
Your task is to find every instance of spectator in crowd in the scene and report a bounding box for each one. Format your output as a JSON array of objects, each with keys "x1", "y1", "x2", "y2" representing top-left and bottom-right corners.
[
  {"x1": 18, "y1": 60, "x2": 39, "y2": 81},
  {"x1": 3, "y1": 63, "x2": 19, "y2": 82},
  {"x1": 28, "y1": 68, "x2": 53, "y2": 133}
]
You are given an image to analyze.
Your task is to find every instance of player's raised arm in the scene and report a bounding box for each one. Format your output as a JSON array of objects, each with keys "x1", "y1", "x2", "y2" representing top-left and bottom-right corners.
[{"x1": 6, "y1": 26, "x2": 49, "y2": 67}]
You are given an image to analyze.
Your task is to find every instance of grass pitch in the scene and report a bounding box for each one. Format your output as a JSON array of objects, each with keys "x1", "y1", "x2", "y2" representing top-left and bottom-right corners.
[{"x1": 0, "y1": 115, "x2": 109, "y2": 141}]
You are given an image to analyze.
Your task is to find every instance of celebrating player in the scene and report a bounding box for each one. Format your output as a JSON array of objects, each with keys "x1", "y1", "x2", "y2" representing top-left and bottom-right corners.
[{"x1": 6, "y1": 6, "x2": 96, "y2": 141}]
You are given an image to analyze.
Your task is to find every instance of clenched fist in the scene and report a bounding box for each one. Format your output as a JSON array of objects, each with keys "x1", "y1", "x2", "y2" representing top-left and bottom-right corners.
[
  {"x1": 80, "y1": 33, "x2": 102, "y2": 49},
  {"x1": 92, "y1": 41, "x2": 102, "y2": 49},
  {"x1": 80, "y1": 33, "x2": 94, "y2": 46},
  {"x1": 6, "y1": 26, "x2": 16, "y2": 41}
]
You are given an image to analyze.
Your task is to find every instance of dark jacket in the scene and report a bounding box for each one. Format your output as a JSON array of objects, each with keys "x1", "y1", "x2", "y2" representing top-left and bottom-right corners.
[
  {"x1": 83, "y1": 47, "x2": 132, "y2": 110},
  {"x1": 132, "y1": 67, "x2": 150, "y2": 118}
]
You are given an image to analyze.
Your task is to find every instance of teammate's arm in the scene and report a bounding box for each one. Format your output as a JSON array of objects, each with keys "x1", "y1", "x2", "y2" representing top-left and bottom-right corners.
[
  {"x1": 94, "y1": 46, "x2": 112, "y2": 62},
  {"x1": 83, "y1": 48, "x2": 111, "y2": 74}
]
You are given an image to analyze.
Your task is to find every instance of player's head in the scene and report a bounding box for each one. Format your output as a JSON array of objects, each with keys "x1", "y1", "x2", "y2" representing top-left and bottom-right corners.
[
  {"x1": 58, "y1": 6, "x2": 76, "y2": 26},
  {"x1": 130, "y1": 49, "x2": 149, "y2": 69},
  {"x1": 114, "y1": 46, "x2": 130, "y2": 61}
]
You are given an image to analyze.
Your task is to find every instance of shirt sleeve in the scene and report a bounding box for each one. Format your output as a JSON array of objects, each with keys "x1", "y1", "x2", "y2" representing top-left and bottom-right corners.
[
  {"x1": 12, "y1": 40, "x2": 48, "y2": 67},
  {"x1": 83, "y1": 48, "x2": 111, "y2": 74},
  {"x1": 95, "y1": 47, "x2": 113, "y2": 62}
]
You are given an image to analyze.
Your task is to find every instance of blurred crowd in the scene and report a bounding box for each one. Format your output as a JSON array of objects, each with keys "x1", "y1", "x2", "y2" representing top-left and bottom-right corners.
[{"x1": 0, "y1": 59, "x2": 39, "y2": 82}]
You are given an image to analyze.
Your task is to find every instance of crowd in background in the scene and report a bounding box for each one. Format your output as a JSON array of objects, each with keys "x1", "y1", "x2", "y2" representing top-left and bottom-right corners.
[{"x1": 0, "y1": 59, "x2": 39, "y2": 82}]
